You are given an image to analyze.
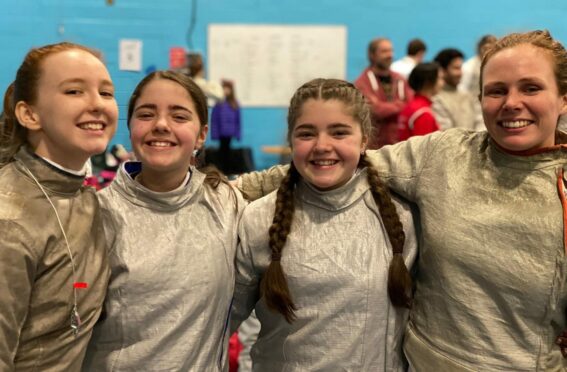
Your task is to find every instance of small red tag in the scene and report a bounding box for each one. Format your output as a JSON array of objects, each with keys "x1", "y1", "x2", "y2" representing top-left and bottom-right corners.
[{"x1": 73, "y1": 282, "x2": 88, "y2": 289}]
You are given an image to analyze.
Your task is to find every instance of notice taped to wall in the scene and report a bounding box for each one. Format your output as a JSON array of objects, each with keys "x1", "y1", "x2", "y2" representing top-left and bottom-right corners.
[
  {"x1": 208, "y1": 24, "x2": 347, "y2": 107},
  {"x1": 119, "y1": 39, "x2": 142, "y2": 72}
]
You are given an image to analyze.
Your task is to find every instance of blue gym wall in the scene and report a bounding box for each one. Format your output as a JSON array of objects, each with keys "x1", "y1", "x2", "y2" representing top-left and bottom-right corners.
[{"x1": 1, "y1": 0, "x2": 566, "y2": 170}]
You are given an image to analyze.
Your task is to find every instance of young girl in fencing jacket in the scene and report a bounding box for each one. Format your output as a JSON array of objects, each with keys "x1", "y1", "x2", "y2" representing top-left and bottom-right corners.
[
  {"x1": 0, "y1": 42, "x2": 117, "y2": 370},
  {"x1": 84, "y1": 71, "x2": 243, "y2": 371},
  {"x1": 231, "y1": 78, "x2": 417, "y2": 371},
  {"x1": 238, "y1": 30, "x2": 567, "y2": 370}
]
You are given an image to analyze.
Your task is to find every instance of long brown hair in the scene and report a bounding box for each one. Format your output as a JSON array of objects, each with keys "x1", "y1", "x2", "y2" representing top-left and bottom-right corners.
[
  {"x1": 261, "y1": 78, "x2": 413, "y2": 323},
  {"x1": 0, "y1": 42, "x2": 101, "y2": 168},
  {"x1": 127, "y1": 70, "x2": 228, "y2": 189}
]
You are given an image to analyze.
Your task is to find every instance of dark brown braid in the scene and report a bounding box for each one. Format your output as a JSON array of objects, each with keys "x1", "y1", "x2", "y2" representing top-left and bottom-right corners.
[
  {"x1": 261, "y1": 78, "x2": 370, "y2": 323},
  {"x1": 360, "y1": 155, "x2": 413, "y2": 308},
  {"x1": 260, "y1": 162, "x2": 300, "y2": 323},
  {"x1": 261, "y1": 78, "x2": 410, "y2": 323}
]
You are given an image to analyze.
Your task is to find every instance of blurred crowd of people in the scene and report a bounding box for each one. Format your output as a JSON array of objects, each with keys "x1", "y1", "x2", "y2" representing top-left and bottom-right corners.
[{"x1": 356, "y1": 35, "x2": 500, "y2": 149}]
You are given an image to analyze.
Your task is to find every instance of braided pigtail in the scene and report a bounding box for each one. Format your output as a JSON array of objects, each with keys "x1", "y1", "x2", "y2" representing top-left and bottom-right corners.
[
  {"x1": 260, "y1": 162, "x2": 300, "y2": 323},
  {"x1": 361, "y1": 156, "x2": 412, "y2": 308}
]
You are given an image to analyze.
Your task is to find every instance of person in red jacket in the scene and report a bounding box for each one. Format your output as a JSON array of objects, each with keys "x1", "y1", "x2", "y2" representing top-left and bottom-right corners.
[
  {"x1": 354, "y1": 38, "x2": 413, "y2": 148},
  {"x1": 398, "y1": 62, "x2": 444, "y2": 141}
]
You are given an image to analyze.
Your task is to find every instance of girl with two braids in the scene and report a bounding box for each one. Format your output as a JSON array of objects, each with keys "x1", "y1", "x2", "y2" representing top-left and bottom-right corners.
[
  {"x1": 238, "y1": 30, "x2": 567, "y2": 369},
  {"x1": 231, "y1": 78, "x2": 417, "y2": 370}
]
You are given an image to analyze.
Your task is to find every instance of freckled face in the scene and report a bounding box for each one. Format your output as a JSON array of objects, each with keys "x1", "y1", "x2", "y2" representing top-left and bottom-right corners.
[{"x1": 481, "y1": 44, "x2": 567, "y2": 151}]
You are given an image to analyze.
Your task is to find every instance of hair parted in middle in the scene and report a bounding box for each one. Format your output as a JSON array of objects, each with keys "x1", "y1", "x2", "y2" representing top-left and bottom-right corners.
[
  {"x1": 261, "y1": 78, "x2": 413, "y2": 323},
  {"x1": 127, "y1": 70, "x2": 230, "y2": 189},
  {"x1": 127, "y1": 70, "x2": 208, "y2": 130}
]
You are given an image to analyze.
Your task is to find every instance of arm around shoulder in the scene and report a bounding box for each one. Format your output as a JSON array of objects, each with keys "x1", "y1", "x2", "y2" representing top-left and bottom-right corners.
[
  {"x1": 230, "y1": 201, "x2": 266, "y2": 333},
  {"x1": 236, "y1": 164, "x2": 289, "y2": 201},
  {"x1": 364, "y1": 131, "x2": 446, "y2": 201},
  {"x1": 230, "y1": 192, "x2": 278, "y2": 333}
]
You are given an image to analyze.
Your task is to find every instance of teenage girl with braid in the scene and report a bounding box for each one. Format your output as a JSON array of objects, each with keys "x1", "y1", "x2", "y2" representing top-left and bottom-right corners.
[{"x1": 231, "y1": 78, "x2": 417, "y2": 371}]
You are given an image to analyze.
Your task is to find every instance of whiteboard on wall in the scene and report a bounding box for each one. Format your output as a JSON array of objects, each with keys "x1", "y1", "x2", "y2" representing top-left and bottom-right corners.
[{"x1": 208, "y1": 24, "x2": 347, "y2": 107}]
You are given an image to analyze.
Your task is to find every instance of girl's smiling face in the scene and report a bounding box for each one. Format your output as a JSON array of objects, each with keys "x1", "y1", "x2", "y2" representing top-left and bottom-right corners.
[
  {"x1": 129, "y1": 78, "x2": 207, "y2": 179},
  {"x1": 22, "y1": 49, "x2": 117, "y2": 170},
  {"x1": 291, "y1": 98, "x2": 366, "y2": 191}
]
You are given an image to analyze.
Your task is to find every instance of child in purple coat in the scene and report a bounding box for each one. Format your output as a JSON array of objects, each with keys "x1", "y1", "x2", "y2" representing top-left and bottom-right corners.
[{"x1": 211, "y1": 80, "x2": 241, "y2": 157}]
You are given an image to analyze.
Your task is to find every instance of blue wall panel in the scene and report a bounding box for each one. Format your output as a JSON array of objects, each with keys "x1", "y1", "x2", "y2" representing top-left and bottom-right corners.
[{"x1": 1, "y1": 0, "x2": 566, "y2": 169}]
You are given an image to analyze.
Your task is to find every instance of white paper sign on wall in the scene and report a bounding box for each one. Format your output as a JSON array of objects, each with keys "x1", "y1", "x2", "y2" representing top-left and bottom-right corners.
[
  {"x1": 208, "y1": 24, "x2": 347, "y2": 107},
  {"x1": 119, "y1": 39, "x2": 142, "y2": 72}
]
